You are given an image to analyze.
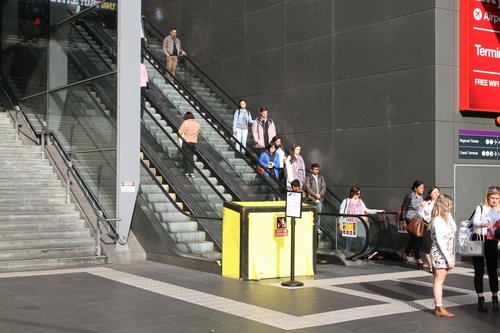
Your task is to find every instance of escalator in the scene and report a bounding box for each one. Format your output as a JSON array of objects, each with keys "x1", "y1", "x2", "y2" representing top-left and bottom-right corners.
[
  {"x1": 83, "y1": 16, "x2": 387, "y2": 263},
  {"x1": 84, "y1": 19, "x2": 283, "y2": 201},
  {"x1": 1, "y1": 3, "x2": 391, "y2": 267},
  {"x1": 1, "y1": 6, "x2": 226, "y2": 266}
]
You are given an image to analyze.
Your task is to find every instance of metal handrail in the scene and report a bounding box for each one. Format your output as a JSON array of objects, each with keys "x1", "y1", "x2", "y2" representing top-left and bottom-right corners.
[
  {"x1": 142, "y1": 16, "x2": 238, "y2": 110},
  {"x1": 49, "y1": 131, "x2": 118, "y2": 238},
  {"x1": 143, "y1": 87, "x2": 247, "y2": 201},
  {"x1": 140, "y1": 159, "x2": 222, "y2": 221},
  {"x1": 69, "y1": 21, "x2": 114, "y2": 71},
  {"x1": 18, "y1": 72, "x2": 116, "y2": 102},
  {"x1": 142, "y1": 105, "x2": 228, "y2": 203},
  {"x1": 0, "y1": 0, "x2": 109, "y2": 55},
  {"x1": 142, "y1": 49, "x2": 285, "y2": 197},
  {"x1": 316, "y1": 211, "x2": 385, "y2": 260}
]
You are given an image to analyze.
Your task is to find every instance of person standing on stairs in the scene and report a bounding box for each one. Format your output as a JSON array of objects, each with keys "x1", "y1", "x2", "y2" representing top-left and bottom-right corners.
[
  {"x1": 178, "y1": 112, "x2": 201, "y2": 178},
  {"x1": 162, "y1": 27, "x2": 186, "y2": 81},
  {"x1": 140, "y1": 59, "x2": 149, "y2": 118},
  {"x1": 233, "y1": 99, "x2": 254, "y2": 154},
  {"x1": 252, "y1": 106, "x2": 276, "y2": 156}
]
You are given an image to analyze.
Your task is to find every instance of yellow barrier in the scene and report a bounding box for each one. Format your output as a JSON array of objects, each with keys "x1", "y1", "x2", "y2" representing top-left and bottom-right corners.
[{"x1": 222, "y1": 201, "x2": 315, "y2": 280}]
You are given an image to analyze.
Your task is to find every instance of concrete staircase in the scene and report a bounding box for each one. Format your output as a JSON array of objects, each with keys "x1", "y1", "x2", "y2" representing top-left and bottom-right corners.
[{"x1": 0, "y1": 112, "x2": 106, "y2": 272}]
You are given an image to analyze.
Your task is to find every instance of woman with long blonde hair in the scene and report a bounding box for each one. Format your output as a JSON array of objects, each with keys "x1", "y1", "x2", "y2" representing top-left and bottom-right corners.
[{"x1": 430, "y1": 194, "x2": 456, "y2": 317}]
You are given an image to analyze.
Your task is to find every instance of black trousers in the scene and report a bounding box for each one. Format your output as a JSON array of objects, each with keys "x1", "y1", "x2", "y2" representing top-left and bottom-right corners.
[
  {"x1": 182, "y1": 142, "x2": 196, "y2": 174},
  {"x1": 405, "y1": 233, "x2": 421, "y2": 260},
  {"x1": 472, "y1": 239, "x2": 499, "y2": 294}
]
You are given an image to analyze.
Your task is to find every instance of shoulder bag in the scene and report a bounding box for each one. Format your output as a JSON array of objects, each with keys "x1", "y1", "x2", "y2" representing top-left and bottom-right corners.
[{"x1": 406, "y1": 217, "x2": 425, "y2": 238}]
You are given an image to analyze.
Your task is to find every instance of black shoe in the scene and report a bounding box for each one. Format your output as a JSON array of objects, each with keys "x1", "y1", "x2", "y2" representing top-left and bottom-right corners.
[
  {"x1": 493, "y1": 296, "x2": 499, "y2": 312},
  {"x1": 479, "y1": 296, "x2": 489, "y2": 313}
]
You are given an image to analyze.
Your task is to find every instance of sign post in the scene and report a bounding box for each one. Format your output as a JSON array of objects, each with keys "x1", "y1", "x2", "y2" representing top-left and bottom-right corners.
[{"x1": 281, "y1": 191, "x2": 304, "y2": 288}]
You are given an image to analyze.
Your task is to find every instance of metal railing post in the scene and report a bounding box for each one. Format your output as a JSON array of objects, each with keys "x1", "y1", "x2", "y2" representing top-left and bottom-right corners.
[
  {"x1": 13, "y1": 108, "x2": 19, "y2": 142},
  {"x1": 96, "y1": 211, "x2": 103, "y2": 256},
  {"x1": 40, "y1": 120, "x2": 47, "y2": 159},
  {"x1": 66, "y1": 158, "x2": 72, "y2": 204}
]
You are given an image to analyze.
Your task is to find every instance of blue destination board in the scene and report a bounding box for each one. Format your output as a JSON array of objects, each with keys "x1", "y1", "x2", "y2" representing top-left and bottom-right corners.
[{"x1": 458, "y1": 129, "x2": 500, "y2": 160}]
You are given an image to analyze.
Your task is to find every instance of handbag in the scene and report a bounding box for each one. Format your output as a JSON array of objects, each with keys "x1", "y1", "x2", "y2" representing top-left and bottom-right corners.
[
  {"x1": 462, "y1": 233, "x2": 484, "y2": 257},
  {"x1": 257, "y1": 166, "x2": 265, "y2": 176},
  {"x1": 406, "y1": 217, "x2": 425, "y2": 237},
  {"x1": 178, "y1": 133, "x2": 184, "y2": 147}
]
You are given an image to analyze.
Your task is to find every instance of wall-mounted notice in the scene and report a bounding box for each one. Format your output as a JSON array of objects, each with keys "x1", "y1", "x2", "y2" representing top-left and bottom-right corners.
[
  {"x1": 460, "y1": 0, "x2": 500, "y2": 113},
  {"x1": 459, "y1": 129, "x2": 500, "y2": 159}
]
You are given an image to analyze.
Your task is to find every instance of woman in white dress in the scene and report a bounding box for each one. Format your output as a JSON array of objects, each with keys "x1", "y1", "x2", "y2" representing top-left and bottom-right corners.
[
  {"x1": 430, "y1": 194, "x2": 456, "y2": 318},
  {"x1": 284, "y1": 144, "x2": 305, "y2": 190},
  {"x1": 418, "y1": 187, "x2": 440, "y2": 273}
]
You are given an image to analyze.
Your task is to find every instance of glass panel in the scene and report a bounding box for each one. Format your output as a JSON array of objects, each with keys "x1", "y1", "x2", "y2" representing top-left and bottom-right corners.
[
  {"x1": 142, "y1": 107, "x2": 223, "y2": 219},
  {"x1": 71, "y1": 149, "x2": 116, "y2": 218},
  {"x1": 19, "y1": 73, "x2": 117, "y2": 218},
  {"x1": 0, "y1": 3, "x2": 116, "y2": 100},
  {"x1": 47, "y1": 74, "x2": 117, "y2": 152}
]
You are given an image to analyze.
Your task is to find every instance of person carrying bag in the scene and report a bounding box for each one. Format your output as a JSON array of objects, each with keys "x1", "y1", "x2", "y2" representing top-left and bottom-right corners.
[{"x1": 470, "y1": 186, "x2": 500, "y2": 313}]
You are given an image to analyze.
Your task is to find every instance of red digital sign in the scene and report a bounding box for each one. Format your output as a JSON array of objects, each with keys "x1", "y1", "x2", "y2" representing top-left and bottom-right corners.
[{"x1": 460, "y1": 0, "x2": 500, "y2": 113}]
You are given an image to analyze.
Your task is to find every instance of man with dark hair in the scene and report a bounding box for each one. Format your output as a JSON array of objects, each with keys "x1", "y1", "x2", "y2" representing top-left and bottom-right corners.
[
  {"x1": 162, "y1": 28, "x2": 186, "y2": 81},
  {"x1": 304, "y1": 163, "x2": 326, "y2": 230},
  {"x1": 252, "y1": 106, "x2": 276, "y2": 156}
]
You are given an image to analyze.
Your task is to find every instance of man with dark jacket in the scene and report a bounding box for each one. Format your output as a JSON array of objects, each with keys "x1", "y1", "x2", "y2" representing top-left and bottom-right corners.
[
  {"x1": 304, "y1": 163, "x2": 326, "y2": 229},
  {"x1": 252, "y1": 106, "x2": 276, "y2": 156}
]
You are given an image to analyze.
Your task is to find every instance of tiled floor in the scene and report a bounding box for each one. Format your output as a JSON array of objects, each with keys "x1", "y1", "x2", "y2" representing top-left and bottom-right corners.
[{"x1": 0, "y1": 260, "x2": 499, "y2": 332}]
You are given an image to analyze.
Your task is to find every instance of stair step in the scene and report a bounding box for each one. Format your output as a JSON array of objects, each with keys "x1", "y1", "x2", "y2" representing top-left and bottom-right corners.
[
  {"x1": 0, "y1": 220, "x2": 86, "y2": 231},
  {"x1": 0, "y1": 256, "x2": 106, "y2": 273},
  {"x1": 0, "y1": 196, "x2": 68, "y2": 205},
  {"x1": 0, "y1": 237, "x2": 95, "y2": 251},
  {"x1": 0, "y1": 229, "x2": 91, "y2": 240},
  {"x1": 0, "y1": 246, "x2": 96, "y2": 261},
  {"x1": 0, "y1": 211, "x2": 81, "y2": 222}
]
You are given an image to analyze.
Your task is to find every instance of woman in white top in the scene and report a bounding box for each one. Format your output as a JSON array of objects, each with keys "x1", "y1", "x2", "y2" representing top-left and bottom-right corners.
[
  {"x1": 418, "y1": 187, "x2": 440, "y2": 273},
  {"x1": 285, "y1": 144, "x2": 305, "y2": 190},
  {"x1": 339, "y1": 186, "x2": 384, "y2": 253},
  {"x1": 430, "y1": 194, "x2": 456, "y2": 317},
  {"x1": 471, "y1": 186, "x2": 500, "y2": 313},
  {"x1": 232, "y1": 99, "x2": 254, "y2": 153}
]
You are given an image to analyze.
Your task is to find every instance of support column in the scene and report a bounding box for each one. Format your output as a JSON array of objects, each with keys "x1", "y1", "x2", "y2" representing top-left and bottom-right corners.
[{"x1": 116, "y1": 0, "x2": 141, "y2": 251}]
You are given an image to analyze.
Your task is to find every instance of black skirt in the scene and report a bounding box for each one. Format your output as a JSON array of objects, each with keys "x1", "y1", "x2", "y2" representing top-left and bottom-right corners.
[{"x1": 419, "y1": 226, "x2": 432, "y2": 254}]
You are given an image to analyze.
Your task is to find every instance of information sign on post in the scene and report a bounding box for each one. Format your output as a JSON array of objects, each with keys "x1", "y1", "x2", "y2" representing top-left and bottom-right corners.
[
  {"x1": 282, "y1": 191, "x2": 304, "y2": 288},
  {"x1": 285, "y1": 191, "x2": 302, "y2": 218}
]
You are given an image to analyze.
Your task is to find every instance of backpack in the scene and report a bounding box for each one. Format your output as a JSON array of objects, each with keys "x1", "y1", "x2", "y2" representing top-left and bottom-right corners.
[{"x1": 457, "y1": 205, "x2": 483, "y2": 256}]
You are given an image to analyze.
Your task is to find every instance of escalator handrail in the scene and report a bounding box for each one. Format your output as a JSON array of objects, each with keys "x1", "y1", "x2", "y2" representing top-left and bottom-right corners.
[
  {"x1": 140, "y1": 140, "x2": 223, "y2": 250},
  {"x1": 76, "y1": 19, "x2": 117, "y2": 63},
  {"x1": 142, "y1": 48, "x2": 286, "y2": 197},
  {"x1": 141, "y1": 102, "x2": 229, "y2": 203},
  {"x1": 69, "y1": 21, "x2": 114, "y2": 71},
  {"x1": 140, "y1": 159, "x2": 223, "y2": 221},
  {"x1": 142, "y1": 16, "x2": 238, "y2": 110},
  {"x1": 144, "y1": 85, "x2": 248, "y2": 201},
  {"x1": 317, "y1": 212, "x2": 374, "y2": 260},
  {"x1": 0, "y1": 1, "x2": 108, "y2": 56}
]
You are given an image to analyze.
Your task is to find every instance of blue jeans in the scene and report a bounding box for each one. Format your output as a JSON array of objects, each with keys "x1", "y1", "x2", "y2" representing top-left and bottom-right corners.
[
  {"x1": 234, "y1": 128, "x2": 248, "y2": 153},
  {"x1": 315, "y1": 200, "x2": 322, "y2": 229}
]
